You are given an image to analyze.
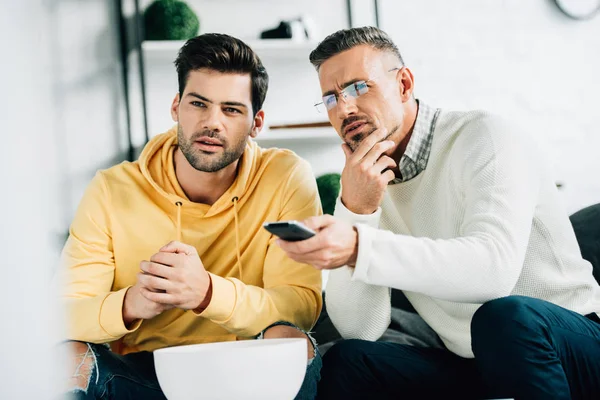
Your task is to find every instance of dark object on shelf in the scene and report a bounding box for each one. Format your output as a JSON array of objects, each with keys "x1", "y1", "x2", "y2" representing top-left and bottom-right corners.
[
  {"x1": 144, "y1": 0, "x2": 199, "y2": 41},
  {"x1": 260, "y1": 17, "x2": 312, "y2": 40},
  {"x1": 260, "y1": 21, "x2": 294, "y2": 39},
  {"x1": 316, "y1": 173, "x2": 341, "y2": 216}
]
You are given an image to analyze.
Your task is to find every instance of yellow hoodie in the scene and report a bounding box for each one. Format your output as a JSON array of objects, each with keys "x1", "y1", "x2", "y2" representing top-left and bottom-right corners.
[{"x1": 61, "y1": 127, "x2": 322, "y2": 354}]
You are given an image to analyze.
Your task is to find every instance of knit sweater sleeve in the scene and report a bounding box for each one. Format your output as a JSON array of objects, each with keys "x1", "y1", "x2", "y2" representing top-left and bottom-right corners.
[
  {"x1": 324, "y1": 199, "x2": 391, "y2": 341},
  {"x1": 352, "y1": 114, "x2": 540, "y2": 303}
]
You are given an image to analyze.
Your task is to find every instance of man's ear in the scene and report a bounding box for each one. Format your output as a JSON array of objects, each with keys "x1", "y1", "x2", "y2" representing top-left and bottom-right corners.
[
  {"x1": 397, "y1": 67, "x2": 415, "y2": 102},
  {"x1": 250, "y1": 109, "x2": 265, "y2": 138},
  {"x1": 171, "y1": 93, "x2": 181, "y2": 122}
]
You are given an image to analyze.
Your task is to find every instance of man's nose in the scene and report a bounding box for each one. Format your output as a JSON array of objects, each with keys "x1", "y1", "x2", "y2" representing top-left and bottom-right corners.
[
  {"x1": 335, "y1": 94, "x2": 357, "y2": 121},
  {"x1": 202, "y1": 107, "x2": 225, "y2": 132}
]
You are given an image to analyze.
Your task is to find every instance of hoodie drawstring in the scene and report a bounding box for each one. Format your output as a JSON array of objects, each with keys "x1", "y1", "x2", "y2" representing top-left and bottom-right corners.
[
  {"x1": 231, "y1": 196, "x2": 243, "y2": 281},
  {"x1": 175, "y1": 201, "x2": 182, "y2": 242}
]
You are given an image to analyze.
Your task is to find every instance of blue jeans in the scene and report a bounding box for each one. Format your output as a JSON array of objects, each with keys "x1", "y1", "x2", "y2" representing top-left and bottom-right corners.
[
  {"x1": 318, "y1": 296, "x2": 600, "y2": 400},
  {"x1": 69, "y1": 322, "x2": 321, "y2": 400}
]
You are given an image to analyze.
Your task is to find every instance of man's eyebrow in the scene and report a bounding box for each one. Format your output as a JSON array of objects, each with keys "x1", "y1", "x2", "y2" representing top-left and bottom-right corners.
[
  {"x1": 322, "y1": 78, "x2": 363, "y2": 97},
  {"x1": 186, "y1": 92, "x2": 213, "y2": 103},
  {"x1": 222, "y1": 101, "x2": 248, "y2": 109},
  {"x1": 186, "y1": 92, "x2": 248, "y2": 109}
]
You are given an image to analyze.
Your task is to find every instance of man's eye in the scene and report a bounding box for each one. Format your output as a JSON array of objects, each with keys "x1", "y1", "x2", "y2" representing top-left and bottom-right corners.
[
  {"x1": 225, "y1": 107, "x2": 241, "y2": 114},
  {"x1": 191, "y1": 101, "x2": 206, "y2": 107}
]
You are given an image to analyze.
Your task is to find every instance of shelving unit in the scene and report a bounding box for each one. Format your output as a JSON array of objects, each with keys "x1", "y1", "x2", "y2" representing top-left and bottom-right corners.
[{"x1": 134, "y1": 36, "x2": 330, "y2": 144}]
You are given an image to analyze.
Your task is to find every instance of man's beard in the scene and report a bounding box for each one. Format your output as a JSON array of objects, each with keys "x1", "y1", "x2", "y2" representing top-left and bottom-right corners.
[
  {"x1": 177, "y1": 125, "x2": 249, "y2": 172},
  {"x1": 342, "y1": 116, "x2": 397, "y2": 151}
]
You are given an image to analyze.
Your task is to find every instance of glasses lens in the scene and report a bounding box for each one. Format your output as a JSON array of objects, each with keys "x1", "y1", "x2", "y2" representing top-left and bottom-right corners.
[
  {"x1": 323, "y1": 94, "x2": 337, "y2": 111},
  {"x1": 345, "y1": 81, "x2": 368, "y2": 98},
  {"x1": 355, "y1": 81, "x2": 368, "y2": 96}
]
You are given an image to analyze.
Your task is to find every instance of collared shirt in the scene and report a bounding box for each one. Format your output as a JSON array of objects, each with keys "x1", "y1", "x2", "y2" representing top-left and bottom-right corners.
[{"x1": 390, "y1": 100, "x2": 441, "y2": 184}]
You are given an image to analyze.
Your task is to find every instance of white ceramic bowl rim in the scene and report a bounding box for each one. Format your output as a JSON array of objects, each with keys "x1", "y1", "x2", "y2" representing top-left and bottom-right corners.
[{"x1": 154, "y1": 337, "x2": 306, "y2": 355}]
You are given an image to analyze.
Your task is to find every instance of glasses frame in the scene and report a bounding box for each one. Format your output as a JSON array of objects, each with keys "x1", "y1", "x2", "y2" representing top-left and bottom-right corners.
[{"x1": 314, "y1": 67, "x2": 402, "y2": 113}]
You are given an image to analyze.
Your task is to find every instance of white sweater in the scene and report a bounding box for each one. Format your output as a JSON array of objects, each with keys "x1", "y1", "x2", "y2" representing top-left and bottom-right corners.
[{"x1": 326, "y1": 110, "x2": 600, "y2": 358}]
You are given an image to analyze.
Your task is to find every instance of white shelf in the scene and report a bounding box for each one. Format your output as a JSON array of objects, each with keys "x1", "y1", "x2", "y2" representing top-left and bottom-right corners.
[
  {"x1": 254, "y1": 127, "x2": 340, "y2": 143},
  {"x1": 142, "y1": 39, "x2": 318, "y2": 61}
]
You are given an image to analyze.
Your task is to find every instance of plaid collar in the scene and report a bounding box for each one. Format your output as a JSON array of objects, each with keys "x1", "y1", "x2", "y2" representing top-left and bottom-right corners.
[{"x1": 390, "y1": 100, "x2": 440, "y2": 184}]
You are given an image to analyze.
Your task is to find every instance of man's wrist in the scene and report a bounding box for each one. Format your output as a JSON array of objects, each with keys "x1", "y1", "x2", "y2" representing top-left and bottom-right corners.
[
  {"x1": 122, "y1": 287, "x2": 139, "y2": 327},
  {"x1": 194, "y1": 273, "x2": 213, "y2": 313},
  {"x1": 347, "y1": 226, "x2": 359, "y2": 267},
  {"x1": 340, "y1": 197, "x2": 377, "y2": 216}
]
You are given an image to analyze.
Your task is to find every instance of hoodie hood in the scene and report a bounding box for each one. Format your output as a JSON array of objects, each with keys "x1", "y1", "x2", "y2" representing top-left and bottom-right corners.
[
  {"x1": 138, "y1": 125, "x2": 264, "y2": 281},
  {"x1": 138, "y1": 126, "x2": 260, "y2": 218}
]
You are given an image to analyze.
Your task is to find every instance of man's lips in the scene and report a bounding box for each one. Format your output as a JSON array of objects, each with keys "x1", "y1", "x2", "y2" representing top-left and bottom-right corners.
[
  {"x1": 343, "y1": 121, "x2": 367, "y2": 138},
  {"x1": 194, "y1": 136, "x2": 223, "y2": 146}
]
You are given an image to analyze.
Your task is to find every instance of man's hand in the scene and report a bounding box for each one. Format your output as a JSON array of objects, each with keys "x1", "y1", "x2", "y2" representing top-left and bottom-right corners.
[
  {"x1": 138, "y1": 241, "x2": 212, "y2": 311},
  {"x1": 122, "y1": 279, "x2": 173, "y2": 327},
  {"x1": 277, "y1": 215, "x2": 358, "y2": 270},
  {"x1": 341, "y1": 128, "x2": 397, "y2": 215}
]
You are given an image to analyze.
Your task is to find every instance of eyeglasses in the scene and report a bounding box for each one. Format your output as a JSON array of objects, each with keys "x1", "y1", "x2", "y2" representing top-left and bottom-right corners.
[{"x1": 314, "y1": 67, "x2": 401, "y2": 113}]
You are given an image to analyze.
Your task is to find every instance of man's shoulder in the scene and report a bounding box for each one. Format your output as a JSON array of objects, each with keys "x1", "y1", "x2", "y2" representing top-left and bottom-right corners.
[
  {"x1": 437, "y1": 109, "x2": 507, "y2": 135},
  {"x1": 255, "y1": 144, "x2": 311, "y2": 175},
  {"x1": 94, "y1": 160, "x2": 144, "y2": 189},
  {"x1": 436, "y1": 109, "x2": 522, "y2": 149},
  {"x1": 433, "y1": 109, "x2": 536, "y2": 175}
]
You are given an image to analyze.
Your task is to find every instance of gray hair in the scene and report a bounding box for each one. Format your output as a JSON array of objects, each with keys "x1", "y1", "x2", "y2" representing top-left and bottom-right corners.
[{"x1": 309, "y1": 26, "x2": 405, "y2": 71}]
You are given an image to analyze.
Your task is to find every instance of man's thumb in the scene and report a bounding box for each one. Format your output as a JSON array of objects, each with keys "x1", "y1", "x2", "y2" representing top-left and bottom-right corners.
[{"x1": 341, "y1": 143, "x2": 352, "y2": 159}]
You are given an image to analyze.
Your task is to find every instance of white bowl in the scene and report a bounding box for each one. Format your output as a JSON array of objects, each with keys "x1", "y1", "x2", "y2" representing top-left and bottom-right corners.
[{"x1": 154, "y1": 338, "x2": 307, "y2": 400}]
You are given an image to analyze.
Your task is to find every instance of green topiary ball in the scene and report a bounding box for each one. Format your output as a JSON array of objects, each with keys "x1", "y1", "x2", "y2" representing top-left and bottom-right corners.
[
  {"x1": 144, "y1": 0, "x2": 200, "y2": 41},
  {"x1": 316, "y1": 173, "x2": 341, "y2": 216}
]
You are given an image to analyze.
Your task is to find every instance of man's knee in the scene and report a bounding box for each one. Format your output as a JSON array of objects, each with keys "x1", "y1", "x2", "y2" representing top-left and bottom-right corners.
[
  {"x1": 263, "y1": 324, "x2": 315, "y2": 360},
  {"x1": 322, "y1": 339, "x2": 368, "y2": 372},
  {"x1": 63, "y1": 341, "x2": 99, "y2": 394},
  {"x1": 318, "y1": 339, "x2": 372, "y2": 399},
  {"x1": 471, "y1": 296, "x2": 543, "y2": 354}
]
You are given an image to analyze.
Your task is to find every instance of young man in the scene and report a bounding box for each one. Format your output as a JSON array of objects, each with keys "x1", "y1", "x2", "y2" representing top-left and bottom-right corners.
[
  {"x1": 277, "y1": 27, "x2": 600, "y2": 399},
  {"x1": 61, "y1": 33, "x2": 322, "y2": 399}
]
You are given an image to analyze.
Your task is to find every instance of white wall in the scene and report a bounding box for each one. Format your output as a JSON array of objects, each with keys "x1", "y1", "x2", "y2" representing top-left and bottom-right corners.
[
  {"x1": 45, "y1": 0, "x2": 130, "y2": 243},
  {"x1": 0, "y1": 0, "x2": 128, "y2": 397},
  {"x1": 380, "y1": 0, "x2": 600, "y2": 213}
]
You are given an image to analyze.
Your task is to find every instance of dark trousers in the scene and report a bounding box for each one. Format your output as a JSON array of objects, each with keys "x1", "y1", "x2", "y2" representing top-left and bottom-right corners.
[{"x1": 317, "y1": 296, "x2": 600, "y2": 400}]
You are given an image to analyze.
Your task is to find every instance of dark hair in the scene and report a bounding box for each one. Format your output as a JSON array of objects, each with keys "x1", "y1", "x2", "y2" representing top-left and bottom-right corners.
[
  {"x1": 174, "y1": 33, "x2": 268, "y2": 116},
  {"x1": 309, "y1": 26, "x2": 404, "y2": 71}
]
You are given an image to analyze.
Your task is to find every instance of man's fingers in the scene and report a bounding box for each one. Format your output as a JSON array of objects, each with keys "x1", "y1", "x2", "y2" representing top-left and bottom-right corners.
[
  {"x1": 138, "y1": 272, "x2": 172, "y2": 292},
  {"x1": 140, "y1": 287, "x2": 176, "y2": 305},
  {"x1": 302, "y1": 215, "x2": 337, "y2": 231},
  {"x1": 149, "y1": 252, "x2": 179, "y2": 270},
  {"x1": 341, "y1": 143, "x2": 352, "y2": 159},
  {"x1": 140, "y1": 260, "x2": 175, "y2": 279},
  {"x1": 160, "y1": 241, "x2": 197, "y2": 255},
  {"x1": 373, "y1": 155, "x2": 397, "y2": 174},
  {"x1": 362, "y1": 140, "x2": 395, "y2": 166},
  {"x1": 277, "y1": 233, "x2": 324, "y2": 255},
  {"x1": 277, "y1": 223, "x2": 336, "y2": 255},
  {"x1": 351, "y1": 127, "x2": 389, "y2": 161},
  {"x1": 382, "y1": 169, "x2": 396, "y2": 184}
]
